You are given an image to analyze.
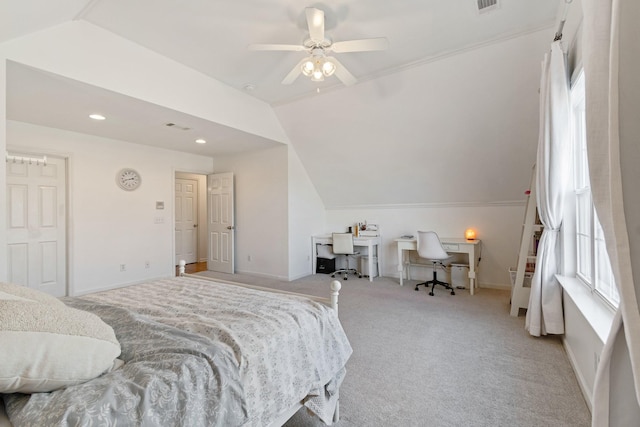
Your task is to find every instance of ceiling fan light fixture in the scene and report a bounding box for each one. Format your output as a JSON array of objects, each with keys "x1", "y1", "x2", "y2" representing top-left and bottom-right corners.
[
  {"x1": 251, "y1": 7, "x2": 387, "y2": 87},
  {"x1": 301, "y1": 60, "x2": 315, "y2": 77},
  {"x1": 322, "y1": 59, "x2": 336, "y2": 77},
  {"x1": 311, "y1": 68, "x2": 324, "y2": 81}
]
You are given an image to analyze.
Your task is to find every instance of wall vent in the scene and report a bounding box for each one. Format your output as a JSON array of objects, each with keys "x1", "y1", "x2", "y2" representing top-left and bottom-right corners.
[{"x1": 477, "y1": 0, "x2": 499, "y2": 13}]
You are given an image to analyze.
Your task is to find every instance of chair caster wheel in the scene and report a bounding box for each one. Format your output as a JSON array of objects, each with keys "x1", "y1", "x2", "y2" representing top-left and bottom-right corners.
[
  {"x1": 429, "y1": 292, "x2": 434, "y2": 296},
  {"x1": 344, "y1": 277, "x2": 348, "y2": 280},
  {"x1": 359, "y1": 275, "x2": 363, "y2": 278},
  {"x1": 451, "y1": 291, "x2": 456, "y2": 295},
  {"x1": 414, "y1": 287, "x2": 419, "y2": 291}
]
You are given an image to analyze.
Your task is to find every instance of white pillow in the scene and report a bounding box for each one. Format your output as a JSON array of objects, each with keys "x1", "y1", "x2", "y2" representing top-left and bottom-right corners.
[{"x1": 0, "y1": 282, "x2": 121, "y2": 393}]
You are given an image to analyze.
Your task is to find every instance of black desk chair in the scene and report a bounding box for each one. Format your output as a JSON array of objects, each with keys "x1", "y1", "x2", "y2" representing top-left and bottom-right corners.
[{"x1": 414, "y1": 231, "x2": 455, "y2": 295}]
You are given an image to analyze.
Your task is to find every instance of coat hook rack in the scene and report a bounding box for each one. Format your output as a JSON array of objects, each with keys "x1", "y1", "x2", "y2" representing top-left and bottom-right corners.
[{"x1": 5, "y1": 152, "x2": 48, "y2": 166}]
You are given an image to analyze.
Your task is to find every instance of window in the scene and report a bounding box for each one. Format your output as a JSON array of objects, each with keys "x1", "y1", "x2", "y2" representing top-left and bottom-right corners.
[{"x1": 571, "y1": 70, "x2": 619, "y2": 307}]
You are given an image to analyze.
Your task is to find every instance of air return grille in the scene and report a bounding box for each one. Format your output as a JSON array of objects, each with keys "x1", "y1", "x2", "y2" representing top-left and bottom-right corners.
[
  {"x1": 165, "y1": 122, "x2": 191, "y2": 131},
  {"x1": 477, "y1": 0, "x2": 499, "y2": 13}
]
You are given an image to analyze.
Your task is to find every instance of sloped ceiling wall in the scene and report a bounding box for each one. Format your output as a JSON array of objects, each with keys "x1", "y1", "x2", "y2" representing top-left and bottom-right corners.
[
  {"x1": 275, "y1": 29, "x2": 550, "y2": 208},
  {"x1": 2, "y1": 16, "x2": 553, "y2": 212}
]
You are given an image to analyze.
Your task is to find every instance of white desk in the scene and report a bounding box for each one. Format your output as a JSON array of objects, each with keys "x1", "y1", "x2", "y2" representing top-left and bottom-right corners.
[
  {"x1": 395, "y1": 238, "x2": 482, "y2": 294},
  {"x1": 312, "y1": 234, "x2": 381, "y2": 282}
]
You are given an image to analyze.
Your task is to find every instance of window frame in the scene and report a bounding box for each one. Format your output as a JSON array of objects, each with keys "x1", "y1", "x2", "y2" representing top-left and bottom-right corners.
[{"x1": 569, "y1": 70, "x2": 619, "y2": 309}]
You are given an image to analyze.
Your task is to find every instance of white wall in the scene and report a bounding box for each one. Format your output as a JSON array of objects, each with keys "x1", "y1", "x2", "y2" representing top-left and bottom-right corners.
[
  {"x1": 287, "y1": 146, "x2": 326, "y2": 280},
  {"x1": 324, "y1": 203, "x2": 523, "y2": 288},
  {"x1": 275, "y1": 29, "x2": 549, "y2": 209},
  {"x1": 213, "y1": 145, "x2": 289, "y2": 279},
  {"x1": 7, "y1": 120, "x2": 213, "y2": 294},
  {"x1": 0, "y1": 20, "x2": 289, "y2": 281},
  {"x1": 270, "y1": 28, "x2": 552, "y2": 286},
  {"x1": 0, "y1": 10, "x2": 557, "y2": 294}
]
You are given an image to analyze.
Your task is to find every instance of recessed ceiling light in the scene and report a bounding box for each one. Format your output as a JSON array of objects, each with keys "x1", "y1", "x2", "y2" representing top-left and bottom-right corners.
[
  {"x1": 195, "y1": 139, "x2": 206, "y2": 144},
  {"x1": 89, "y1": 114, "x2": 106, "y2": 120}
]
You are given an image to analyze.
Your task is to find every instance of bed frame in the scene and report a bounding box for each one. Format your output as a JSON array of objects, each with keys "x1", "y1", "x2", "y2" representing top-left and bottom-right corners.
[
  {"x1": 177, "y1": 260, "x2": 342, "y2": 315},
  {"x1": 177, "y1": 260, "x2": 343, "y2": 425}
]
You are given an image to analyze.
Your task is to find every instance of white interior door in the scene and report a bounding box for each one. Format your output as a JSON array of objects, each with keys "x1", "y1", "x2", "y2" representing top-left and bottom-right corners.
[
  {"x1": 175, "y1": 178, "x2": 198, "y2": 264},
  {"x1": 207, "y1": 172, "x2": 234, "y2": 273},
  {"x1": 6, "y1": 155, "x2": 66, "y2": 296}
]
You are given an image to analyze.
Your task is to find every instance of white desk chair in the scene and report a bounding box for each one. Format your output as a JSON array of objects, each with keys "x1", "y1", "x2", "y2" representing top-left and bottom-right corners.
[
  {"x1": 414, "y1": 231, "x2": 455, "y2": 296},
  {"x1": 330, "y1": 233, "x2": 362, "y2": 280}
]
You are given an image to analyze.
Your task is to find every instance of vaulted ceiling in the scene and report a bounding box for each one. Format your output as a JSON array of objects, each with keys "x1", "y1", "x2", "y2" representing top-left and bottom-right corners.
[
  {"x1": 2, "y1": 0, "x2": 560, "y2": 105},
  {"x1": 1, "y1": 0, "x2": 567, "y2": 206}
]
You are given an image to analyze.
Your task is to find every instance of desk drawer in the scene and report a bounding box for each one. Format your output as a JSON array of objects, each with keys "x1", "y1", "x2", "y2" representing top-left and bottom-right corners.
[{"x1": 442, "y1": 243, "x2": 460, "y2": 251}]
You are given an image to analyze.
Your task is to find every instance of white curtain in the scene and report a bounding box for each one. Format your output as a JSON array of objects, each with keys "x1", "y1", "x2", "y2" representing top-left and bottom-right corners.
[
  {"x1": 583, "y1": 0, "x2": 640, "y2": 424},
  {"x1": 525, "y1": 41, "x2": 570, "y2": 337}
]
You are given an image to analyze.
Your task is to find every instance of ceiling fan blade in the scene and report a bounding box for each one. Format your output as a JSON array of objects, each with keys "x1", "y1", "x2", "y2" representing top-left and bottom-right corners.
[
  {"x1": 331, "y1": 37, "x2": 389, "y2": 53},
  {"x1": 281, "y1": 57, "x2": 308, "y2": 85},
  {"x1": 305, "y1": 7, "x2": 325, "y2": 42},
  {"x1": 329, "y1": 57, "x2": 357, "y2": 86},
  {"x1": 248, "y1": 43, "x2": 305, "y2": 52}
]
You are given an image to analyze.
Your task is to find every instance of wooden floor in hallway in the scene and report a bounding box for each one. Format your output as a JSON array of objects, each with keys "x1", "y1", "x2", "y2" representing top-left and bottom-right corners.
[{"x1": 175, "y1": 261, "x2": 208, "y2": 276}]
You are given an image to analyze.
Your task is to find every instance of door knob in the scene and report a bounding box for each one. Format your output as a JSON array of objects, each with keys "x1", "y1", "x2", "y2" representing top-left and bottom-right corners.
[
  {"x1": 193, "y1": 224, "x2": 198, "y2": 228},
  {"x1": 227, "y1": 225, "x2": 235, "y2": 230}
]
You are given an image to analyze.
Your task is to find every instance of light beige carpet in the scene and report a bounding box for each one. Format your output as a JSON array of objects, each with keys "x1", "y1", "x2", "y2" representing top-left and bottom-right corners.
[{"x1": 195, "y1": 270, "x2": 591, "y2": 427}]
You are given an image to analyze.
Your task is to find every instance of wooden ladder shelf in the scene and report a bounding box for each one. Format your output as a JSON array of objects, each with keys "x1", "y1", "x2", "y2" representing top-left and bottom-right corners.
[{"x1": 510, "y1": 165, "x2": 541, "y2": 317}]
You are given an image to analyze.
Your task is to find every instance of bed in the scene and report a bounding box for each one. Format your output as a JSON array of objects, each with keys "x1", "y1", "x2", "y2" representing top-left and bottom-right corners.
[{"x1": 0, "y1": 270, "x2": 352, "y2": 426}]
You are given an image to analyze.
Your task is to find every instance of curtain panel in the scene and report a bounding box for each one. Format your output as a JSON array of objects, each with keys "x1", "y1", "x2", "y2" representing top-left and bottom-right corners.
[
  {"x1": 583, "y1": 0, "x2": 640, "y2": 425},
  {"x1": 525, "y1": 41, "x2": 570, "y2": 337}
]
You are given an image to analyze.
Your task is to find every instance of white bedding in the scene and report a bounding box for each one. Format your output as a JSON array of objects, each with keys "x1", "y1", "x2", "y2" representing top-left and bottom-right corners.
[{"x1": 2, "y1": 276, "x2": 352, "y2": 426}]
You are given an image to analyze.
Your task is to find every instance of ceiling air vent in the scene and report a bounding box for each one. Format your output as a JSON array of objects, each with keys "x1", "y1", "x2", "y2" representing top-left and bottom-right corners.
[
  {"x1": 477, "y1": 0, "x2": 499, "y2": 13},
  {"x1": 165, "y1": 123, "x2": 191, "y2": 131}
]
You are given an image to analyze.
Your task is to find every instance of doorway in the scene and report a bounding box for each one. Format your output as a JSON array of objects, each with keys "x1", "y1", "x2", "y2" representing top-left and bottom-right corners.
[
  {"x1": 174, "y1": 172, "x2": 235, "y2": 274},
  {"x1": 175, "y1": 172, "x2": 207, "y2": 268}
]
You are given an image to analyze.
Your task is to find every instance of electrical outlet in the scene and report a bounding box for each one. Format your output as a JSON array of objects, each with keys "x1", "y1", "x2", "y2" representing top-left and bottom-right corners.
[
  {"x1": 120, "y1": 264, "x2": 126, "y2": 272},
  {"x1": 145, "y1": 261, "x2": 150, "y2": 269}
]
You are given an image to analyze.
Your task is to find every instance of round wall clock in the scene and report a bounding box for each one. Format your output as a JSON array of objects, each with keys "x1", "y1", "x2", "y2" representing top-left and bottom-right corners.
[{"x1": 116, "y1": 168, "x2": 142, "y2": 191}]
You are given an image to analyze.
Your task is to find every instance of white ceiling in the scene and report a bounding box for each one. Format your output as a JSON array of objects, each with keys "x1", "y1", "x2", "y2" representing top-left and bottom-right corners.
[
  {"x1": 1, "y1": 0, "x2": 563, "y2": 157},
  {"x1": 6, "y1": 62, "x2": 282, "y2": 156},
  {"x1": 74, "y1": 0, "x2": 561, "y2": 105}
]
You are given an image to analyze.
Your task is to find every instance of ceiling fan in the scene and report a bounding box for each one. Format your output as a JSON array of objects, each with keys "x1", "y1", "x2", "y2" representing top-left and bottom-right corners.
[{"x1": 248, "y1": 7, "x2": 388, "y2": 86}]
